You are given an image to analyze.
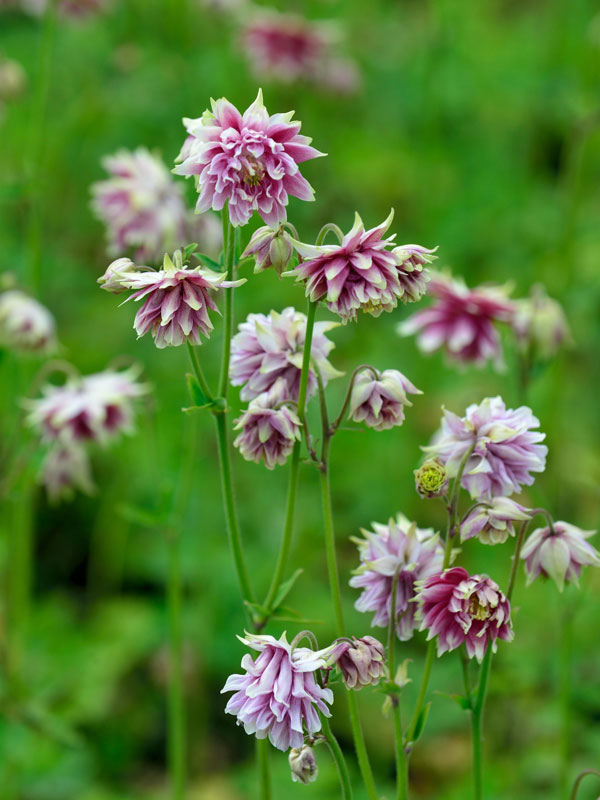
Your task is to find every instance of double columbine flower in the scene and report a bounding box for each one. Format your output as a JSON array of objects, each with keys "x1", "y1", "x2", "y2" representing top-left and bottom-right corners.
[
  {"x1": 461, "y1": 497, "x2": 531, "y2": 545},
  {"x1": 417, "y1": 567, "x2": 513, "y2": 662},
  {"x1": 290, "y1": 211, "x2": 436, "y2": 323},
  {"x1": 424, "y1": 396, "x2": 547, "y2": 499},
  {"x1": 229, "y1": 307, "x2": 341, "y2": 402},
  {"x1": 520, "y1": 522, "x2": 600, "y2": 591},
  {"x1": 221, "y1": 632, "x2": 334, "y2": 751},
  {"x1": 174, "y1": 90, "x2": 324, "y2": 227},
  {"x1": 348, "y1": 368, "x2": 421, "y2": 431},
  {"x1": 0, "y1": 289, "x2": 56, "y2": 353},
  {"x1": 350, "y1": 514, "x2": 443, "y2": 640},
  {"x1": 399, "y1": 272, "x2": 515, "y2": 368}
]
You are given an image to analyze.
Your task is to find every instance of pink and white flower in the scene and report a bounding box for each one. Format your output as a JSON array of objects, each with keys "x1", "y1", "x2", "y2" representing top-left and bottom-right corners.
[
  {"x1": 0, "y1": 289, "x2": 56, "y2": 353},
  {"x1": 461, "y1": 497, "x2": 531, "y2": 545},
  {"x1": 327, "y1": 635, "x2": 386, "y2": 690},
  {"x1": 348, "y1": 368, "x2": 421, "y2": 431},
  {"x1": 520, "y1": 522, "x2": 600, "y2": 591},
  {"x1": 174, "y1": 90, "x2": 324, "y2": 227},
  {"x1": 41, "y1": 443, "x2": 95, "y2": 502},
  {"x1": 242, "y1": 225, "x2": 295, "y2": 276}
]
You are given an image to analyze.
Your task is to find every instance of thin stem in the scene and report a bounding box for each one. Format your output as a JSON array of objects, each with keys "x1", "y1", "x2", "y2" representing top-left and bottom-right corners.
[
  {"x1": 321, "y1": 716, "x2": 353, "y2": 799},
  {"x1": 331, "y1": 364, "x2": 380, "y2": 433},
  {"x1": 471, "y1": 647, "x2": 493, "y2": 800},
  {"x1": 218, "y1": 212, "x2": 236, "y2": 399},
  {"x1": 186, "y1": 342, "x2": 214, "y2": 401},
  {"x1": 166, "y1": 528, "x2": 185, "y2": 800},
  {"x1": 316, "y1": 223, "x2": 344, "y2": 246},
  {"x1": 388, "y1": 574, "x2": 408, "y2": 800},
  {"x1": 506, "y1": 519, "x2": 531, "y2": 602},
  {"x1": 460, "y1": 651, "x2": 473, "y2": 708},
  {"x1": 406, "y1": 643, "x2": 435, "y2": 745},
  {"x1": 559, "y1": 594, "x2": 574, "y2": 800},
  {"x1": 256, "y1": 739, "x2": 271, "y2": 800},
  {"x1": 569, "y1": 769, "x2": 600, "y2": 800}
]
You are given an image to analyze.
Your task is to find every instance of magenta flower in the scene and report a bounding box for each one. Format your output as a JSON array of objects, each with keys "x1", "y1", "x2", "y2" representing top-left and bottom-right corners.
[
  {"x1": 221, "y1": 632, "x2": 334, "y2": 751},
  {"x1": 233, "y1": 379, "x2": 301, "y2": 469},
  {"x1": 327, "y1": 636, "x2": 386, "y2": 690},
  {"x1": 461, "y1": 497, "x2": 531, "y2": 545},
  {"x1": 399, "y1": 273, "x2": 515, "y2": 368},
  {"x1": 417, "y1": 567, "x2": 513, "y2": 662},
  {"x1": 520, "y1": 522, "x2": 600, "y2": 591},
  {"x1": 174, "y1": 90, "x2": 324, "y2": 227},
  {"x1": 424, "y1": 396, "x2": 547, "y2": 499},
  {"x1": 41, "y1": 443, "x2": 94, "y2": 502},
  {"x1": 0, "y1": 289, "x2": 56, "y2": 353},
  {"x1": 348, "y1": 368, "x2": 421, "y2": 431},
  {"x1": 230, "y1": 307, "x2": 341, "y2": 402},
  {"x1": 350, "y1": 514, "x2": 443, "y2": 641}
]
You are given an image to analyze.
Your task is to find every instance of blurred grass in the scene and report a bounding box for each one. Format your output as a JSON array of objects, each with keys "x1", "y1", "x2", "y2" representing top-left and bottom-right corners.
[{"x1": 1, "y1": 0, "x2": 600, "y2": 797}]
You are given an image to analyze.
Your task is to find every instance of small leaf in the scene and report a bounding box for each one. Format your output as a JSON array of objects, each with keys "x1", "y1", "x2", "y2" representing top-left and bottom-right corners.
[
  {"x1": 412, "y1": 701, "x2": 432, "y2": 743},
  {"x1": 451, "y1": 693, "x2": 472, "y2": 711},
  {"x1": 272, "y1": 568, "x2": 304, "y2": 611},
  {"x1": 183, "y1": 243, "x2": 199, "y2": 260},
  {"x1": 182, "y1": 404, "x2": 213, "y2": 415},
  {"x1": 394, "y1": 658, "x2": 413, "y2": 689},
  {"x1": 186, "y1": 373, "x2": 212, "y2": 408},
  {"x1": 195, "y1": 253, "x2": 221, "y2": 270}
]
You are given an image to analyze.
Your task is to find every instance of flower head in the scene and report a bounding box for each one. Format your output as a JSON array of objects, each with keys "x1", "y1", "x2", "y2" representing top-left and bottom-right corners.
[
  {"x1": 399, "y1": 273, "x2": 515, "y2": 368},
  {"x1": 461, "y1": 497, "x2": 531, "y2": 545},
  {"x1": 513, "y1": 285, "x2": 571, "y2": 361},
  {"x1": 414, "y1": 458, "x2": 448, "y2": 499},
  {"x1": 424, "y1": 396, "x2": 547, "y2": 499},
  {"x1": 350, "y1": 515, "x2": 443, "y2": 641},
  {"x1": 242, "y1": 225, "x2": 295, "y2": 276},
  {"x1": 520, "y1": 522, "x2": 600, "y2": 591},
  {"x1": 233, "y1": 379, "x2": 301, "y2": 469},
  {"x1": 174, "y1": 90, "x2": 324, "y2": 227},
  {"x1": 221, "y1": 631, "x2": 334, "y2": 751},
  {"x1": 41, "y1": 443, "x2": 95, "y2": 502},
  {"x1": 230, "y1": 307, "x2": 341, "y2": 402},
  {"x1": 392, "y1": 244, "x2": 437, "y2": 303},
  {"x1": 327, "y1": 635, "x2": 386, "y2": 690},
  {"x1": 348, "y1": 368, "x2": 421, "y2": 431},
  {"x1": 416, "y1": 567, "x2": 513, "y2": 662},
  {"x1": 0, "y1": 290, "x2": 56, "y2": 353},
  {"x1": 289, "y1": 745, "x2": 318, "y2": 785}
]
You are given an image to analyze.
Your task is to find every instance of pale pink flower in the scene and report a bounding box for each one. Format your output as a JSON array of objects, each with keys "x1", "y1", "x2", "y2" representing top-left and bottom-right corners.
[
  {"x1": 348, "y1": 368, "x2": 421, "y2": 431},
  {"x1": 41, "y1": 443, "x2": 95, "y2": 502},
  {"x1": 0, "y1": 290, "x2": 56, "y2": 353},
  {"x1": 461, "y1": 497, "x2": 531, "y2": 545},
  {"x1": 399, "y1": 272, "x2": 515, "y2": 368},
  {"x1": 230, "y1": 307, "x2": 341, "y2": 402},
  {"x1": 221, "y1": 632, "x2": 334, "y2": 751},
  {"x1": 174, "y1": 90, "x2": 324, "y2": 227},
  {"x1": 513, "y1": 284, "x2": 571, "y2": 361},
  {"x1": 417, "y1": 567, "x2": 513, "y2": 662},
  {"x1": 520, "y1": 522, "x2": 600, "y2": 591},
  {"x1": 327, "y1": 636, "x2": 386, "y2": 689}
]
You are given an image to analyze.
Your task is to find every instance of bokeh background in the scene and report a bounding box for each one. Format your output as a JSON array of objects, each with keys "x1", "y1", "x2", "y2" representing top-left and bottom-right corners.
[{"x1": 1, "y1": 0, "x2": 600, "y2": 798}]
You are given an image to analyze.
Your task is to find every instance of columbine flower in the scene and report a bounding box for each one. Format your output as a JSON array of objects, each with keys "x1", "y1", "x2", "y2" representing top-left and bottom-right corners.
[
  {"x1": 393, "y1": 244, "x2": 437, "y2": 303},
  {"x1": 416, "y1": 567, "x2": 513, "y2": 662},
  {"x1": 513, "y1": 285, "x2": 571, "y2": 361},
  {"x1": 230, "y1": 307, "x2": 341, "y2": 402},
  {"x1": 221, "y1": 632, "x2": 334, "y2": 752},
  {"x1": 348, "y1": 368, "x2": 421, "y2": 431},
  {"x1": 108, "y1": 250, "x2": 244, "y2": 349},
  {"x1": 289, "y1": 745, "x2": 318, "y2": 785},
  {"x1": 0, "y1": 290, "x2": 56, "y2": 353},
  {"x1": 242, "y1": 225, "x2": 295, "y2": 276},
  {"x1": 233, "y1": 379, "x2": 301, "y2": 469},
  {"x1": 174, "y1": 90, "x2": 324, "y2": 227},
  {"x1": 424, "y1": 396, "x2": 547, "y2": 499},
  {"x1": 414, "y1": 459, "x2": 448, "y2": 499},
  {"x1": 41, "y1": 443, "x2": 95, "y2": 502},
  {"x1": 327, "y1": 636, "x2": 386, "y2": 690},
  {"x1": 520, "y1": 522, "x2": 600, "y2": 591},
  {"x1": 461, "y1": 497, "x2": 531, "y2": 545},
  {"x1": 399, "y1": 273, "x2": 515, "y2": 368},
  {"x1": 350, "y1": 515, "x2": 443, "y2": 641}
]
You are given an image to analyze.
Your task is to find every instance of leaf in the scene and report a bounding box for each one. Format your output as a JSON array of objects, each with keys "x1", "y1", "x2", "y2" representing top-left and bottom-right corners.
[
  {"x1": 186, "y1": 373, "x2": 212, "y2": 408},
  {"x1": 182, "y1": 404, "x2": 213, "y2": 415},
  {"x1": 195, "y1": 253, "x2": 221, "y2": 270},
  {"x1": 452, "y1": 694, "x2": 472, "y2": 711},
  {"x1": 272, "y1": 568, "x2": 304, "y2": 611},
  {"x1": 183, "y1": 243, "x2": 199, "y2": 260},
  {"x1": 412, "y1": 701, "x2": 432, "y2": 743},
  {"x1": 271, "y1": 606, "x2": 324, "y2": 625}
]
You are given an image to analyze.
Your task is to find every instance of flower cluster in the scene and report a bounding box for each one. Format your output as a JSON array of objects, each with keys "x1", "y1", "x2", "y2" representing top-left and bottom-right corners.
[{"x1": 348, "y1": 368, "x2": 421, "y2": 431}]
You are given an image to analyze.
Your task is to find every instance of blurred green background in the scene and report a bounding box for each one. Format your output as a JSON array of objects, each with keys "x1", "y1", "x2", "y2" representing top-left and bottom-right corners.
[{"x1": 1, "y1": 0, "x2": 600, "y2": 798}]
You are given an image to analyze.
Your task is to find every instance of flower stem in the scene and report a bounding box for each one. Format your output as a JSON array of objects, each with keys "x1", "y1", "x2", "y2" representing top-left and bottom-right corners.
[
  {"x1": 559, "y1": 594, "x2": 574, "y2": 800},
  {"x1": 471, "y1": 647, "x2": 492, "y2": 800},
  {"x1": 569, "y1": 769, "x2": 600, "y2": 800},
  {"x1": 218, "y1": 214, "x2": 236, "y2": 399},
  {"x1": 256, "y1": 739, "x2": 271, "y2": 800},
  {"x1": 166, "y1": 527, "x2": 185, "y2": 800},
  {"x1": 405, "y1": 643, "x2": 435, "y2": 744},
  {"x1": 506, "y1": 519, "x2": 530, "y2": 602},
  {"x1": 186, "y1": 342, "x2": 214, "y2": 401},
  {"x1": 388, "y1": 574, "x2": 409, "y2": 800},
  {"x1": 321, "y1": 715, "x2": 354, "y2": 799}
]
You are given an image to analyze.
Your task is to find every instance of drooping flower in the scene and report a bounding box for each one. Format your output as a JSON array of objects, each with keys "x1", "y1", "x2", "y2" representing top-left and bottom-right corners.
[
  {"x1": 414, "y1": 458, "x2": 448, "y2": 499},
  {"x1": 289, "y1": 745, "x2": 318, "y2": 785},
  {"x1": 520, "y1": 522, "x2": 600, "y2": 591},
  {"x1": 461, "y1": 497, "x2": 531, "y2": 545},
  {"x1": 348, "y1": 368, "x2": 421, "y2": 431},
  {"x1": 392, "y1": 244, "x2": 437, "y2": 303},
  {"x1": 0, "y1": 290, "x2": 56, "y2": 353},
  {"x1": 242, "y1": 225, "x2": 295, "y2": 276},
  {"x1": 230, "y1": 307, "x2": 341, "y2": 402},
  {"x1": 416, "y1": 567, "x2": 513, "y2": 662},
  {"x1": 174, "y1": 90, "x2": 324, "y2": 227},
  {"x1": 327, "y1": 635, "x2": 386, "y2": 690},
  {"x1": 513, "y1": 285, "x2": 571, "y2": 361},
  {"x1": 221, "y1": 632, "x2": 334, "y2": 752},
  {"x1": 233, "y1": 379, "x2": 301, "y2": 469},
  {"x1": 424, "y1": 396, "x2": 547, "y2": 499},
  {"x1": 399, "y1": 272, "x2": 515, "y2": 368},
  {"x1": 41, "y1": 443, "x2": 95, "y2": 502},
  {"x1": 350, "y1": 515, "x2": 443, "y2": 641}
]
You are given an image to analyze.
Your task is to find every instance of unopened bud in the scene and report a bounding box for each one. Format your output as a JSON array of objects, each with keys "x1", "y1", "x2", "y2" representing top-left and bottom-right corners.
[
  {"x1": 414, "y1": 458, "x2": 448, "y2": 498},
  {"x1": 328, "y1": 635, "x2": 386, "y2": 690},
  {"x1": 98, "y1": 257, "x2": 140, "y2": 294},
  {"x1": 289, "y1": 744, "x2": 318, "y2": 785},
  {"x1": 243, "y1": 225, "x2": 295, "y2": 276}
]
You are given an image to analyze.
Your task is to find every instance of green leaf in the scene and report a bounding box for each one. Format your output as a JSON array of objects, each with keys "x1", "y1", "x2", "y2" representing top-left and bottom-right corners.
[
  {"x1": 183, "y1": 242, "x2": 199, "y2": 260},
  {"x1": 272, "y1": 568, "x2": 304, "y2": 611},
  {"x1": 452, "y1": 694, "x2": 472, "y2": 711},
  {"x1": 271, "y1": 606, "x2": 324, "y2": 625},
  {"x1": 182, "y1": 404, "x2": 213, "y2": 415},
  {"x1": 412, "y1": 701, "x2": 432, "y2": 743},
  {"x1": 186, "y1": 372, "x2": 212, "y2": 408},
  {"x1": 195, "y1": 253, "x2": 222, "y2": 270}
]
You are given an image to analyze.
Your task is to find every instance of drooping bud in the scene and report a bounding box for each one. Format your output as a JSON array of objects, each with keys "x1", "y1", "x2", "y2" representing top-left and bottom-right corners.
[
  {"x1": 97, "y1": 257, "x2": 142, "y2": 294},
  {"x1": 289, "y1": 744, "x2": 318, "y2": 785},
  {"x1": 414, "y1": 458, "x2": 448, "y2": 499},
  {"x1": 327, "y1": 635, "x2": 386, "y2": 690},
  {"x1": 242, "y1": 225, "x2": 295, "y2": 276}
]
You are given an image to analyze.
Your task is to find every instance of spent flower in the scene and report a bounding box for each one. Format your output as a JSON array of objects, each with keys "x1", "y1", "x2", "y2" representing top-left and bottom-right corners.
[
  {"x1": 289, "y1": 745, "x2": 318, "y2": 785},
  {"x1": 520, "y1": 521, "x2": 600, "y2": 591}
]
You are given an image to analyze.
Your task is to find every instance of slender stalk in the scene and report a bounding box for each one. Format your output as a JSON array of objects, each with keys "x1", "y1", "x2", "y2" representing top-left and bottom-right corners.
[
  {"x1": 331, "y1": 364, "x2": 379, "y2": 433},
  {"x1": 218, "y1": 215, "x2": 236, "y2": 399},
  {"x1": 559, "y1": 595, "x2": 574, "y2": 800},
  {"x1": 460, "y1": 651, "x2": 473, "y2": 708},
  {"x1": 471, "y1": 647, "x2": 492, "y2": 800},
  {"x1": 388, "y1": 573, "x2": 408, "y2": 800},
  {"x1": 569, "y1": 769, "x2": 600, "y2": 800},
  {"x1": 405, "y1": 643, "x2": 435, "y2": 745},
  {"x1": 321, "y1": 716, "x2": 353, "y2": 799},
  {"x1": 256, "y1": 739, "x2": 271, "y2": 800},
  {"x1": 166, "y1": 527, "x2": 185, "y2": 800},
  {"x1": 506, "y1": 519, "x2": 530, "y2": 602},
  {"x1": 186, "y1": 342, "x2": 214, "y2": 401}
]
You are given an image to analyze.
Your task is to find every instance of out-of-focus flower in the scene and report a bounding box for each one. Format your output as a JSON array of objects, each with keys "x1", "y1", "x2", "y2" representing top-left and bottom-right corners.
[
  {"x1": 0, "y1": 290, "x2": 56, "y2": 353},
  {"x1": 416, "y1": 567, "x2": 513, "y2": 662},
  {"x1": 348, "y1": 368, "x2": 421, "y2": 431},
  {"x1": 26, "y1": 365, "x2": 149, "y2": 445},
  {"x1": 313, "y1": 56, "x2": 361, "y2": 95},
  {"x1": 350, "y1": 515, "x2": 443, "y2": 641},
  {"x1": 289, "y1": 745, "x2": 318, "y2": 785},
  {"x1": 174, "y1": 90, "x2": 324, "y2": 227},
  {"x1": 111, "y1": 250, "x2": 243, "y2": 349},
  {"x1": 242, "y1": 225, "x2": 295, "y2": 276},
  {"x1": 461, "y1": 497, "x2": 531, "y2": 545},
  {"x1": 414, "y1": 458, "x2": 448, "y2": 499},
  {"x1": 513, "y1": 285, "x2": 571, "y2": 361},
  {"x1": 0, "y1": 57, "x2": 27, "y2": 104},
  {"x1": 520, "y1": 521, "x2": 600, "y2": 591},
  {"x1": 327, "y1": 635, "x2": 386, "y2": 690},
  {"x1": 20, "y1": 0, "x2": 107, "y2": 18},
  {"x1": 230, "y1": 307, "x2": 341, "y2": 402},
  {"x1": 233, "y1": 379, "x2": 301, "y2": 469},
  {"x1": 399, "y1": 272, "x2": 515, "y2": 368},
  {"x1": 424, "y1": 396, "x2": 547, "y2": 499},
  {"x1": 221, "y1": 631, "x2": 334, "y2": 751},
  {"x1": 41, "y1": 443, "x2": 95, "y2": 501}
]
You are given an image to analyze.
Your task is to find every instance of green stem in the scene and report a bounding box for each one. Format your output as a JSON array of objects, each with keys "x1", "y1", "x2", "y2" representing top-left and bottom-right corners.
[
  {"x1": 388, "y1": 573, "x2": 408, "y2": 800},
  {"x1": 321, "y1": 715, "x2": 353, "y2": 800},
  {"x1": 256, "y1": 739, "x2": 271, "y2": 800},
  {"x1": 471, "y1": 647, "x2": 493, "y2": 800},
  {"x1": 506, "y1": 519, "x2": 530, "y2": 602},
  {"x1": 186, "y1": 342, "x2": 214, "y2": 401},
  {"x1": 569, "y1": 769, "x2": 600, "y2": 800},
  {"x1": 559, "y1": 595, "x2": 574, "y2": 800},
  {"x1": 218, "y1": 213, "x2": 236, "y2": 400},
  {"x1": 166, "y1": 528, "x2": 185, "y2": 800},
  {"x1": 406, "y1": 643, "x2": 435, "y2": 744}
]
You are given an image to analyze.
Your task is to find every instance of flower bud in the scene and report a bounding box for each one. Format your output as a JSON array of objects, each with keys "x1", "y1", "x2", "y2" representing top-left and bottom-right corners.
[
  {"x1": 328, "y1": 635, "x2": 386, "y2": 690},
  {"x1": 243, "y1": 225, "x2": 294, "y2": 276},
  {"x1": 414, "y1": 458, "x2": 448, "y2": 498},
  {"x1": 98, "y1": 257, "x2": 141, "y2": 294},
  {"x1": 289, "y1": 744, "x2": 318, "y2": 785}
]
